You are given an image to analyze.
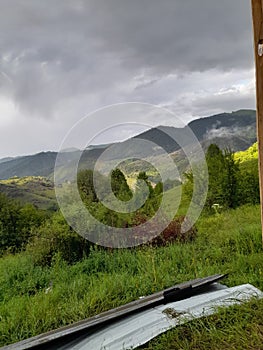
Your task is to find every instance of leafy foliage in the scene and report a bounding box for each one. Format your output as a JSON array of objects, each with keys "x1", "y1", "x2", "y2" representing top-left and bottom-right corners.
[
  {"x1": 77, "y1": 169, "x2": 98, "y2": 202},
  {"x1": 76, "y1": 168, "x2": 162, "y2": 229},
  {"x1": 234, "y1": 142, "x2": 258, "y2": 163},
  {"x1": 0, "y1": 194, "x2": 45, "y2": 254},
  {"x1": 26, "y1": 213, "x2": 91, "y2": 265},
  {"x1": 149, "y1": 216, "x2": 197, "y2": 246},
  {"x1": 184, "y1": 143, "x2": 259, "y2": 212},
  {"x1": 111, "y1": 168, "x2": 132, "y2": 201}
]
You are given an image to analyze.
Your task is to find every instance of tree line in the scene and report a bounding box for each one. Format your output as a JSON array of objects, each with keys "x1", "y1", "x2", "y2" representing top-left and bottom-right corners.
[{"x1": 184, "y1": 143, "x2": 260, "y2": 213}]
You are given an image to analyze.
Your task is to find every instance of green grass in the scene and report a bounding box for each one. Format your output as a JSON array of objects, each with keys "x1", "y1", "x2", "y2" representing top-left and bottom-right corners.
[
  {"x1": 162, "y1": 185, "x2": 190, "y2": 217},
  {"x1": 140, "y1": 299, "x2": 263, "y2": 349},
  {"x1": 0, "y1": 204, "x2": 263, "y2": 348}
]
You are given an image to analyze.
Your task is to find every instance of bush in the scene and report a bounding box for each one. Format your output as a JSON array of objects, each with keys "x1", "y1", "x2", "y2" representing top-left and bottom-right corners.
[
  {"x1": 149, "y1": 216, "x2": 197, "y2": 246},
  {"x1": 0, "y1": 194, "x2": 45, "y2": 254},
  {"x1": 26, "y1": 213, "x2": 92, "y2": 265}
]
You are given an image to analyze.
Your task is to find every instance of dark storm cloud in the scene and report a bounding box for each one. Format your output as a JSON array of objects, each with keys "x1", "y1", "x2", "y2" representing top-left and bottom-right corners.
[
  {"x1": 0, "y1": 0, "x2": 253, "y2": 119},
  {"x1": 85, "y1": 0, "x2": 253, "y2": 72}
]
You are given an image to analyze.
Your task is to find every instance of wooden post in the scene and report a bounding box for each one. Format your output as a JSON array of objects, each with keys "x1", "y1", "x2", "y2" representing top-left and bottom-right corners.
[{"x1": 251, "y1": 0, "x2": 263, "y2": 242}]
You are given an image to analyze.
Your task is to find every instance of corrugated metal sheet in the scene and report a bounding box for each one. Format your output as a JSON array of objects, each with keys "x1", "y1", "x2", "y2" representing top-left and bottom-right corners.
[
  {"x1": 2, "y1": 274, "x2": 226, "y2": 350},
  {"x1": 61, "y1": 283, "x2": 262, "y2": 350},
  {"x1": 2, "y1": 280, "x2": 262, "y2": 350}
]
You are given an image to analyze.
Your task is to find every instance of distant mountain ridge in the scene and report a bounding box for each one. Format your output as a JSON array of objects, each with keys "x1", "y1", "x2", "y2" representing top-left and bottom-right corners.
[
  {"x1": 136, "y1": 109, "x2": 256, "y2": 153},
  {"x1": 0, "y1": 109, "x2": 256, "y2": 180},
  {"x1": 189, "y1": 109, "x2": 256, "y2": 140}
]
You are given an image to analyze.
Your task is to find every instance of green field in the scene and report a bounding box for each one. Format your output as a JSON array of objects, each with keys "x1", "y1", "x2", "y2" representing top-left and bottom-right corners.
[{"x1": 1, "y1": 204, "x2": 262, "y2": 348}]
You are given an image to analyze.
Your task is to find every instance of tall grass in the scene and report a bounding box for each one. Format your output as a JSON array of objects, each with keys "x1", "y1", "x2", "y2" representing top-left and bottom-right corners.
[
  {"x1": 0, "y1": 204, "x2": 262, "y2": 347},
  {"x1": 140, "y1": 299, "x2": 263, "y2": 349}
]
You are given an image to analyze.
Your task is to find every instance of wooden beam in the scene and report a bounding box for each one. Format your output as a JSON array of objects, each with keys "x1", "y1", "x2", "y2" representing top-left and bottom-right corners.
[{"x1": 251, "y1": 0, "x2": 263, "y2": 242}]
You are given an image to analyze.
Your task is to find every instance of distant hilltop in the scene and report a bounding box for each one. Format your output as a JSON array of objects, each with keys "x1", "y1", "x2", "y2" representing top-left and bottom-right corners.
[{"x1": 0, "y1": 109, "x2": 256, "y2": 181}]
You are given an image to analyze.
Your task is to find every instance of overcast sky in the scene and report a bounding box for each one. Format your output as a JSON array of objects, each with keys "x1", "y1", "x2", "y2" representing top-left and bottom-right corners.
[{"x1": 0, "y1": 0, "x2": 256, "y2": 158}]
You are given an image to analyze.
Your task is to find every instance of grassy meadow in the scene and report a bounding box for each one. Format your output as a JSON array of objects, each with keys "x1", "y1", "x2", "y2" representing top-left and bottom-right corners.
[{"x1": 1, "y1": 204, "x2": 263, "y2": 348}]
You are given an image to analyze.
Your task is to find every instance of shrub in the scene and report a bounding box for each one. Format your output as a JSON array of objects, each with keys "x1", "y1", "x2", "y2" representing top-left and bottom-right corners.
[
  {"x1": 26, "y1": 213, "x2": 91, "y2": 265},
  {"x1": 149, "y1": 216, "x2": 197, "y2": 246}
]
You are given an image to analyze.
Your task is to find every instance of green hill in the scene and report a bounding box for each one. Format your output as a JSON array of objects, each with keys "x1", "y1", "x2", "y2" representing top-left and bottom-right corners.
[{"x1": 0, "y1": 176, "x2": 57, "y2": 210}]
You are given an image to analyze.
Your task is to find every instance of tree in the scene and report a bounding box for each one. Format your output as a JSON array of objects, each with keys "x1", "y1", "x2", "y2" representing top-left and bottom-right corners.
[
  {"x1": 184, "y1": 144, "x2": 241, "y2": 212},
  {"x1": 205, "y1": 144, "x2": 225, "y2": 208},
  {"x1": 27, "y1": 212, "x2": 91, "y2": 265},
  {"x1": 221, "y1": 148, "x2": 240, "y2": 208},
  {"x1": 238, "y1": 160, "x2": 260, "y2": 205},
  {"x1": 111, "y1": 168, "x2": 132, "y2": 201},
  {"x1": 137, "y1": 171, "x2": 154, "y2": 198},
  {"x1": 154, "y1": 182, "x2": 163, "y2": 196},
  {"x1": 0, "y1": 194, "x2": 21, "y2": 252},
  {"x1": 77, "y1": 169, "x2": 98, "y2": 202},
  {"x1": 0, "y1": 194, "x2": 45, "y2": 254},
  {"x1": 205, "y1": 144, "x2": 239, "y2": 210}
]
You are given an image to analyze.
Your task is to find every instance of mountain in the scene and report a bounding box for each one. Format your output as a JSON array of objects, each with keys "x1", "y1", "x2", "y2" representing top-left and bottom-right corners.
[
  {"x1": 0, "y1": 109, "x2": 256, "y2": 180},
  {"x1": 189, "y1": 109, "x2": 256, "y2": 141},
  {"x1": 0, "y1": 156, "x2": 17, "y2": 164},
  {"x1": 135, "y1": 109, "x2": 256, "y2": 153},
  {"x1": 0, "y1": 151, "x2": 84, "y2": 180},
  {"x1": 0, "y1": 152, "x2": 57, "y2": 179}
]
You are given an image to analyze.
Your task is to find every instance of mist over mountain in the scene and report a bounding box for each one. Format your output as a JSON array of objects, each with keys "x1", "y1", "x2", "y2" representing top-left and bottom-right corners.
[
  {"x1": 0, "y1": 109, "x2": 256, "y2": 181},
  {"x1": 136, "y1": 109, "x2": 256, "y2": 153}
]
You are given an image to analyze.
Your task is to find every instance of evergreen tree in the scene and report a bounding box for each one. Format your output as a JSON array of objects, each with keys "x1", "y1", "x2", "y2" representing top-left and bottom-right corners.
[
  {"x1": 206, "y1": 144, "x2": 240, "y2": 210},
  {"x1": 154, "y1": 182, "x2": 163, "y2": 196},
  {"x1": 221, "y1": 148, "x2": 240, "y2": 208},
  {"x1": 137, "y1": 171, "x2": 154, "y2": 198},
  {"x1": 77, "y1": 169, "x2": 98, "y2": 202},
  {"x1": 205, "y1": 144, "x2": 225, "y2": 208},
  {"x1": 184, "y1": 144, "x2": 241, "y2": 212},
  {"x1": 111, "y1": 168, "x2": 132, "y2": 201}
]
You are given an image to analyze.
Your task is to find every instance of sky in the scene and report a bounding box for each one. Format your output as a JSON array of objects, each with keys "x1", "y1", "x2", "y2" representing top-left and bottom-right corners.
[{"x1": 0, "y1": 0, "x2": 256, "y2": 158}]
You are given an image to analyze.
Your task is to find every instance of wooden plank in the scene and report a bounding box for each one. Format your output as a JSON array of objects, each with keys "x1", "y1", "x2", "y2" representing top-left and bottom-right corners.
[
  {"x1": 251, "y1": 0, "x2": 263, "y2": 242},
  {"x1": 2, "y1": 274, "x2": 226, "y2": 350}
]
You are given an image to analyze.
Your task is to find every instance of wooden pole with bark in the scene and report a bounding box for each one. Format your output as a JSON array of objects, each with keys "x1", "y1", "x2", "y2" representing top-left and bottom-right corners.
[{"x1": 251, "y1": 0, "x2": 263, "y2": 241}]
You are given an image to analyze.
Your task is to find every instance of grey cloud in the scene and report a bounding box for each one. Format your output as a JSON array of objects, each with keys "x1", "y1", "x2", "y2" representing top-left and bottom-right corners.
[
  {"x1": 0, "y1": 1, "x2": 257, "y2": 157},
  {"x1": 86, "y1": 0, "x2": 253, "y2": 72},
  {"x1": 0, "y1": 0, "x2": 254, "y2": 119}
]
